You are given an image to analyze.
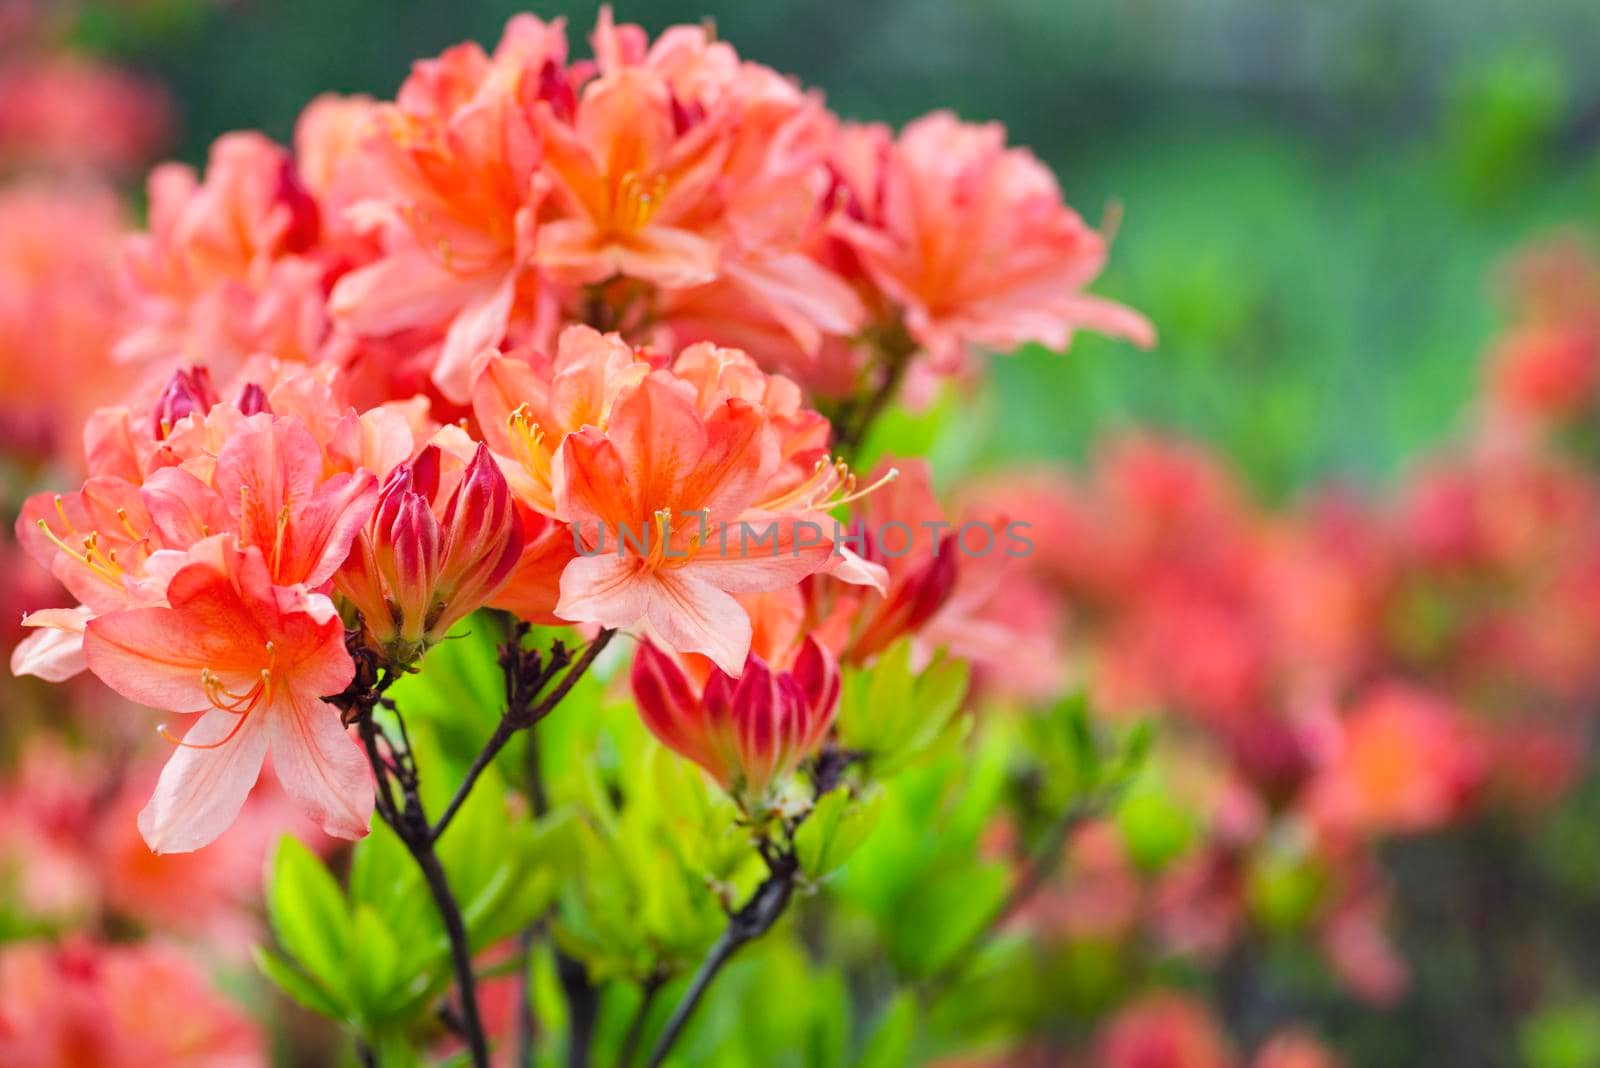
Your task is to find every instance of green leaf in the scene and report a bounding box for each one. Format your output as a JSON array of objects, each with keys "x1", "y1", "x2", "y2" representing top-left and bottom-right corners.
[
  {"x1": 254, "y1": 946, "x2": 346, "y2": 1022},
  {"x1": 267, "y1": 836, "x2": 352, "y2": 994},
  {"x1": 1116, "y1": 783, "x2": 1196, "y2": 873},
  {"x1": 838, "y1": 641, "x2": 970, "y2": 777},
  {"x1": 857, "y1": 992, "x2": 917, "y2": 1068},
  {"x1": 350, "y1": 904, "x2": 403, "y2": 1019},
  {"x1": 1520, "y1": 1000, "x2": 1600, "y2": 1068},
  {"x1": 796, "y1": 787, "x2": 885, "y2": 879}
]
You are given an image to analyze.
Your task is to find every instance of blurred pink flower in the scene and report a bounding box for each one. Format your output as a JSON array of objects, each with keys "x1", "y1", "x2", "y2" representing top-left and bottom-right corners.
[
  {"x1": 0, "y1": 939, "x2": 265, "y2": 1068},
  {"x1": 0, "y1": 54, "x2": 170, "y2": 173}
]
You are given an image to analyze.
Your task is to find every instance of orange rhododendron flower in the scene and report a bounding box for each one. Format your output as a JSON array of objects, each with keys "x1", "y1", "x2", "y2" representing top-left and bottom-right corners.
[{"x1": 83, "y1": 537, "x2": 370, "y2": 853}]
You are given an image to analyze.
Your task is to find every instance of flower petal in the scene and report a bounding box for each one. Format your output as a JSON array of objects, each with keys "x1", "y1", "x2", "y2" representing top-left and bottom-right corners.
[
  {"x1": 268, "y1": 690, "x2": 374, "y2": 841},
  {"x1": 646, "y1": 569, "x2": 751, "y2": 677},
  {"x1": 138, "y1": 707, "x2": 271, "y2": 854}
]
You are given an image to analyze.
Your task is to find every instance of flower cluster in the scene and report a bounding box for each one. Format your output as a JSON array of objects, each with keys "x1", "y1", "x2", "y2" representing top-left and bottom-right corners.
[{"x1": 10, "y1": 8, "x2": 1145, "y2": 870}]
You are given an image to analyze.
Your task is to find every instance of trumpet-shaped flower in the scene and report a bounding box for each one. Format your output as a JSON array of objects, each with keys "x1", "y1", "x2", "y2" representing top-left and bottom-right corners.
[
  {"x1": 829, "y1": 112, "x2": 1155, "y2": 374},
  {"x1": 553, "y1": 367, "x2": 835, "y2": 674},
  {"x1": 630, "y1": 636, "x2": 839, "y2": 811},
  {"x1": 82, "y1": 537, "x2": 371, "y2": 853},
  {"x1": 119, "y1": 132, "x2": 336, "y2": 380},
  {"x1": 329, "y1": 16, "x2": 567, "y2": 402},
  {"x1": 472, "y1": 324, "x2": 655, "y2": 516},
  {"x1": 212, "y1": 413, "x2": 379, "y2": 587}
]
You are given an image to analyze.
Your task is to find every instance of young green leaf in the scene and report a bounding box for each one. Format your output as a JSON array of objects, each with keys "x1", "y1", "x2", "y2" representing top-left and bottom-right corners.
[{"x1": 266, "y1": 835, "x2": 352, "y2": 995}]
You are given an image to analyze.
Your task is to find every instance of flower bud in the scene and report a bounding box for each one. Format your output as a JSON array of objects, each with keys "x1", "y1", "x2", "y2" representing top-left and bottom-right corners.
[
  {"x1": 235, "y1": 382, "x2": 271, "y2": 416},
  {"x1": 631, "y1": 637, "x2": 840, "y2": 813},
  {"x1": 843, "y1": 534, "x2": 958, "y2": 661},
  {"x1": 335, "y1": 443, "x2": 520, "y2": 665},
  {"x1": 434, "y1": 443, "x2": 523, "y2": 627},
  {"x1": 382, "y1": 493, "x2": 444, "y2": 645},
  {"x1": 152, "y1": 367, "x2": 219, "y2": 438}
]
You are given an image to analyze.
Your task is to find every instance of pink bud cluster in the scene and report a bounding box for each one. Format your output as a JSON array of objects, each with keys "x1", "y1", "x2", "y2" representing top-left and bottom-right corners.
[{"x1": 338, "y1": 442, "x2": 523, "y2": 662}]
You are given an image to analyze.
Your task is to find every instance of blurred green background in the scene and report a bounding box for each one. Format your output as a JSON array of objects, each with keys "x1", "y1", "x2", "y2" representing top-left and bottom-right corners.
[{"x1": 76, "y1": 0, "x2": 1600, "y2": 499}]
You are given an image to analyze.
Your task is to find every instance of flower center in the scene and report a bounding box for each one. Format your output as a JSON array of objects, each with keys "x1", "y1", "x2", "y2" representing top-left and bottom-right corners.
[{"x1": 159, "y1": 641, "x2": 277, "y2": 750}]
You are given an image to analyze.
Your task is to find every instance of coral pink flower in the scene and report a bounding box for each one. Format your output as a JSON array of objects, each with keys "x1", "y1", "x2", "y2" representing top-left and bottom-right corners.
[
  {"x1": 329, "y1": 16, "x2": 567, "y2": 402},
  {"x1": 1309, "y1": 684, "x2": 1484, "y2": 837},
  {"x1": 630, "y1": 636, "x2": 839, "y2": 810},
  {"x1": 535, "y1": 11, "x2": 726, "y2": 289},
  {"x1": 82, "y1": 537, "x2": 371, "y2": 853},
  {"x1": 830, "y1": 111, "x2": 1154, "y2": 374},
  {"x1": 552, "y1": 365, "x2": 836, "y2": 674},
  {"x1": 1093, "y1": 992, "x2": 1235, "y2": 1068},
  {"x1": 119, "y1": 133, "x2": 336, "y2": 383},
  {"x1": 472, "y1": 324, "x2": 656, "y2": 516},
  {"x1": 212, "y1": 413, "x2": 380, "y2": 587},
  {"x1": 0, "y1": 54, "x2": 171, "y2": 173},
  {"x1": 0, "y1": 939, "x2": 265, "y2": 1068}
]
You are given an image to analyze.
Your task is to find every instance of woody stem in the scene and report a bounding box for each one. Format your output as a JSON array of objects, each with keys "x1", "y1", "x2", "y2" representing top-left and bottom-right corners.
[
  {"x1": 356, "y1": 707, "x2": 491, "y2": 1068},
  {"x1": 643, "y1": 850, "x2": 800, "y2": 1068},
  {"x1": 431, "y1": 627, "x2": 615, "y2": 843}
]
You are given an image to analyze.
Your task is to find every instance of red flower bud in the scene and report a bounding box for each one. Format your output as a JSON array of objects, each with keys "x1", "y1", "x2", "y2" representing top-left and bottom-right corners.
[
  {"x1": 152, "y1": 367, "x2": 219, "y2": 438},
  {"x1": 631, "y1": 637, "x2": 840, "y2": 812},
  {"x1": 235, "y1": 382, "x2": 271, "y2": 416},
  {"x1": 335, "y1": 443, "x2": 521, "y2": 664},
  {"x1": 434, "y1": 443, "x2": 523, "y2": 626},
  {"x1": 846, "y1": 536, "x2": 958, "y2": 661}
]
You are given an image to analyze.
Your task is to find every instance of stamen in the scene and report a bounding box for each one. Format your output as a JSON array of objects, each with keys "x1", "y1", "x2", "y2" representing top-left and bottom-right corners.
[
  {"x1": 34, "y1": 518, "x2": 123, "y2": 587},
  {"x1": 115, "y1": 507, "x2": 148, "y2": 543},
  {"x1": 758, "y1": 457, "x2": 899, "y2": 513},
  {"x1": 506, "y1": 406, "x2": 550, "y2": 484},
  {"x1": 643, "y1": 508, "x2": 673, "y2": 570},
  {"x1": 833, "y1": 465, "x2": 898, "y2": 507},
  {"x1": 159, "y1": 713, "x2": 252, "y2": 750},
  {"x1": 271, "y1": 506, "x2": 291, "y2": 579},
  {"x1": 615, "y1": 171, "x2": 668, "y2": 233}
]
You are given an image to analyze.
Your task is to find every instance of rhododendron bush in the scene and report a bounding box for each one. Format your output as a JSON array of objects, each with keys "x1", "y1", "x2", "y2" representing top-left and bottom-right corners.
[{"x1": 2, "y1": 5, "x2": 1599, "y2": 1068}]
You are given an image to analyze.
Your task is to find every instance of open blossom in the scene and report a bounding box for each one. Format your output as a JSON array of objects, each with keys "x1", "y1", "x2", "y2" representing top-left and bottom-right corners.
[
  {"x1": 338, "y1": 439, "x2": 524, "y2": 662},
  {"x1": 329, "y1": 16, "x2": 566, "y2": 402},
  {"x1": 829, "y1": 111, "x2": 1154, "y2": 375},
  {"x1": 13, "y1": 366, "x2": 387, "y2": 851},
  {"x1": 332, "y1": 9, "x2": 866, "y2": 403},
  {"x1": 473, "y1": 324, "x2": 656, "y2": 516},
  {"x1": 550, "y1": 345, "x2": 841, "y2": 674},
  {"x1": 119, "y1": 132, "x2": 339, "y2": 383},
  {"x1": 0, "y1": 939, "x2": 265, "y2": 1068},
  {"x1": 82, "y1": 536, "x2": 371, "y2": 852},
  {"x1": 1308, "y1": 685, "x2": 1484, "y2": 837},
  {"x1": 542, "y1": 10, "x2": 861, "y2": 345},
  {"x1": 630, "y1": 635, "x2": 839, "y2": 810}
]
